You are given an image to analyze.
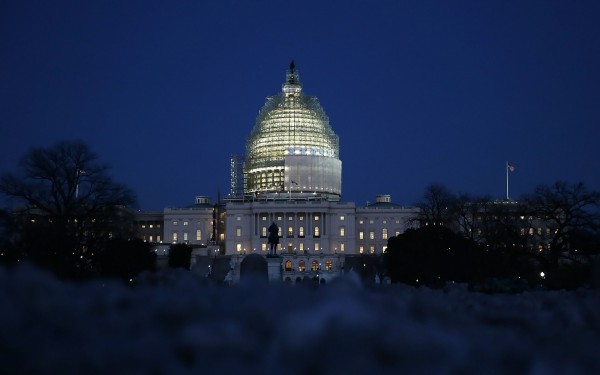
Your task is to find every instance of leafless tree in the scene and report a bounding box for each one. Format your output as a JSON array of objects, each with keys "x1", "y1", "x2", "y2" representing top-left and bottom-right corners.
[
  {"x1": 0, "y1": 140, "x2": 136, "y2": 277},
  {"x1": 414, "y1": 183, "x2": 457, "y2": 227},
  {"x1": 523, "y1": 181, "x2": 600, "y2": 266}
]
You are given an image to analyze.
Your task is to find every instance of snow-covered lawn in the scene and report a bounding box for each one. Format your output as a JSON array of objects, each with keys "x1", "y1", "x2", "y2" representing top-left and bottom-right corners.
[{"x1": 1, "y1": 265, "x2": 599, "y2": 374}]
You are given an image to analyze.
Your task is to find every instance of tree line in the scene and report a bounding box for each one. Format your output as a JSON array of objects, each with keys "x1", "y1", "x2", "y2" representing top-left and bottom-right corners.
[
  {"x1": 0, "y1": 141, "x2": 193, "y2": 282},
  {"x1": 384, "y1": 183, "x2": 600, "y2": 290}
]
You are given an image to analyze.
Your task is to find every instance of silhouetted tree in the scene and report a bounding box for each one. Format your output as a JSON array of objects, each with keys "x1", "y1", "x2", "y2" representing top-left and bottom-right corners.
[
  {"x1": 522, "y1": 181, "x2": 600, "y2": 269},
  {"x1": 0, "y1": 140, "x2": 137, "y2": 279},
  {"x1": 384, "y1": 226, "x2": 479, "y2": 287},
  {"x1": 168, "y1": 243, "x2": 193, "y2": 269},
  {"x1": 0, "y1": 208, "x2": 20, "y2": 266},
  {"x1": 414, "y1": 183, "x2": 457, "y2": 227},
  {"x1": 95, "y1": 238, "x2": 156, "y2": 282}
]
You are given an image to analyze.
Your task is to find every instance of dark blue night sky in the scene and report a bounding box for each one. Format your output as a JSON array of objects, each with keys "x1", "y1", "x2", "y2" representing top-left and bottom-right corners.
[{"x1": 2, "y1": 1, "x2": 599, "y2": 210}]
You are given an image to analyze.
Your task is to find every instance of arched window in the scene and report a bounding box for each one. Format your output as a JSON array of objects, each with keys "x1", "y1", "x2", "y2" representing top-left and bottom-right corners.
[
  {"x1": 311, "y1": 260, "x2": 319, "y2": 271},
  {"x1": 298, "y1": 260, "x2": 306, "y2": 272},
  {"x1": 325, "y1": 259, "x2": 332, "y2": 271},
  {"x1": 285, "y1": 260, "x2": 292, "y2": 271}
]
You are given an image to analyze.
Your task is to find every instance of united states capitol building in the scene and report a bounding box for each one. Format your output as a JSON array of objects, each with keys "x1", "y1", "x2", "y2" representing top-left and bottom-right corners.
[{"x1": 135, "y1": 62, "x2": 418, "y2": 283}]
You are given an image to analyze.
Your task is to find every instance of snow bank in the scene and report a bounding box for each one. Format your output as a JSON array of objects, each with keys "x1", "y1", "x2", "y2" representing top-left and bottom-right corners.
[{"x1": 1, "y1": 265, "x2": 599, "y2": 374}]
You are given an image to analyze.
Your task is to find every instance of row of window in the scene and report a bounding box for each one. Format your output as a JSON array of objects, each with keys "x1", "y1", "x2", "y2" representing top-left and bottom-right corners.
[
  {"x1": 358, "y1": 229, "x2": 400, "y2": 240},
  {"x1": 260, "y1": 215, "x2": 320, "y2": 221},
  {"x1": 142, "y1": 235, "x2": 161, "y2": 242},
  {"x1": 358, "y1": 219, "x2": 403, "y2": 225},
  {"x1": 257, "y1": 226, "x2": 317, "y2": 238},
  {"x1": 234, "y1": 226, "x2": 399, "y2": 241},
  {"x1": 235, "y1": 242, "x2": 345, "y2": 252},
  {"x1": 170, "y1": 220, "x2": 210, "y2": 226},
  {"x1": 358, "y1": 245, "x2": 387, "y2": 254},
  {"x1": 171, "y1": 230, "x2": 203, "y2": 242},
  {"x1": 469, "y1": 228, "x2": 554, "y2": 236},
  {"x1": 140, "y1": 223, "x2": 161, "y2": 229},
  {"x1": 284, "y1": 259, "x2": 334, "y2": 272}
]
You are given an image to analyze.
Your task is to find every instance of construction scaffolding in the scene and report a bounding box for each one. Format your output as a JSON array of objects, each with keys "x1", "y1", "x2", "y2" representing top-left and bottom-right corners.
[{"x1": 244, "y1": 63, "x2": 341, "y2": 199}]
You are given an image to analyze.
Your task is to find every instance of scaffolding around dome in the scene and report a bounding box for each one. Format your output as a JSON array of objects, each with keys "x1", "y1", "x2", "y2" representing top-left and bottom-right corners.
[{"x1": 243, "y1": 63, "x2": 341, "y2": 201}]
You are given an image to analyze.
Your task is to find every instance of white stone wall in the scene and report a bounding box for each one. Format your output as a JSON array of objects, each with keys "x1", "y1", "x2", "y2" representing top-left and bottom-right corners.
[
  {"x1": 225, "y1": 200, "x2": 357, "y2": 255},
  {"x1": 163, "y1": 207, "x2": 213, "y2": 246}
]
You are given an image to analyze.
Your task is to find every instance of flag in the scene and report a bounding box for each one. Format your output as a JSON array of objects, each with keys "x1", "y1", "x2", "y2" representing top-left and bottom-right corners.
[{"x1": 507, "y1": 163, "x2": 515, "y2": 172}]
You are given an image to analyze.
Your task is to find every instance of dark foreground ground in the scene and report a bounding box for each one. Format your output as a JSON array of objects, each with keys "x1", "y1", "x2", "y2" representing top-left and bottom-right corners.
[{"x1": 1, "y1": 265, "x2": 599, "y2": 374}]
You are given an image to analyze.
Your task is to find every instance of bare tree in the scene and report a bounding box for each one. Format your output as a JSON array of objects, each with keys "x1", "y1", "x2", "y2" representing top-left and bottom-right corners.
[
  {"x1": 414, "y1": 183, "x2": 457, "y2": 227},
  {"x1": 0, "y1": 140, "x2": 137, "y2": 278},
  {"x1": 523, "y1": 181, "x2": 600, "y2": 267}
]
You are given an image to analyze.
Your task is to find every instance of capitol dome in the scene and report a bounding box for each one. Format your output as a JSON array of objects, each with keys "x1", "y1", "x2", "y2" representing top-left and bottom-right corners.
[{"x1": 244, "y1": 62, "x2": 342, "y2": 200}]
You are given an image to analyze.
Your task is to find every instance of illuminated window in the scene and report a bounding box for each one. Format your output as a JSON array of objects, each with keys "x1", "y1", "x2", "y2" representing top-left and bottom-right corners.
[
  {"x1": 529, "y1": 228, "x2": 534, "y2": 235},
  {"x1": 141, "y1": 224, "x2": 146, "y2": 229},
  {"x1": 288, "y1": 227, "x2": 293, "y2": 237},
  {"x1": 277, "y1": 215, "x2": 283, "y2": 220},
  {"x1": 299, "y1": 216, "x2": 304, "y2": 221},
  {"x1": 236, "y1": 216, "x2": 241, "y2": 221},
  {"x1": 340, "y1": 243, "x2": 345, "y2": 252},
  {"x1": 395, "y1": 220, "x2": 400, "y2": 224},
  {"x1": 149, "y1": 224, "x2": 153, "y2": 228},
  {"x1": 183, "y1": 232, "x2": 188, "y2": 241},
  {"x1": 236, "y1": 227, "x2": 241, "y2": 237},
  {"x1": 299, "y1": 243, "x2": 304, "y2": 251},
  {"x1": 314, "y1": 215, "x2": 320, "y2": 221},
  {"x1": 173, "y1": 221, "x2": 178, "y2": 226},
  {"x1": 261, "y1": 244, "x2": 267, "y2": 251},
  {"x1": 383, "y1": 246, "x2": 387, "y2": 253},
  {"x1": 359, "y1": 219, "x2": 364, "y2": 224},
  {"x1": 196, "y1": 230, "x2": 202, "y2": 241},
  {"x1": 369, "y1": 220, "x2": 374, "y2": 224},
  {"x1": 339, "y1": 226, "x2": 345, "y2": 237},
  {"x1": 219, "y1": 233, "x2": 225, "y2": 241},
  {"x1": 383, "y1": 220, "x2": 387, "y2": 224},
  {"x1": 314, "y1": 226, "x2": 320, "y2": 237},
  {"x1": 298, "y1": 260, "x2": 306, "y2": 272},
  {"x1": 520, "y1": 228, "x2": 525, "y2": 235},
  {"x1": 370, "y1": 246, "x2": 375, "y2": 253},
  {"x1": 288, "y1": 216, "x2": 293, "y2": 221},
  {"x1": 262, "y1": 227, "x2": 267, "y2": 237},
  {"x1": 537, "y1": 228, "x2": 542, "y2": 235},
  {"x1": 262, "y1": 216, "x2": 267, "y2": 221},
  {"x1": 285, "y1": 260, "x2": 292, "y2": 271},
  {"x1": 359, "y1": 246, "x2": 364, "y2": 254},
  {"x1": 369, "y1": 231, "x2": 375, "y2": 240},
  {"x1": 382, "y1": 228, "x2": 388, "y2": 240},
  {"x1": 395, "y1": 231, "x2": 401, "y2": 237},
  {"x1": 183, "y1": 221, "x2": 189, "y2": 226},
  {"x1": 172, "y1": 232, "x2": 178, "y2": 242},
  {"x1": 149, "y1": 235, "x2": 153, "y2": 242},
  {"x1": 157, "y1": 235, "x2": 161, "y2": 242},
  {"x1": 299, "y1": 227, "x2": 305, "y2": 237},
  {"x1": 325, "y1": 260, "x2": 332, "y2": 270},
  {"x1": 315, "y1": 243, "x2": 320, "y2": 251},
  {"x1": 278, "y1": 227, "x2": 282, "y2": 236},
  {"x1": 359, "y1": 231, "x2": 364, "y2": 240},
  {"x1": 311, "y1": 260, "x2": 319, "y2": 271},
  {"x1": 340, "y1": 215, "x2": 345, "y2": 221},
  {"x1": 236, "y1": 244, "x2": 242, "y2": 252}
]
